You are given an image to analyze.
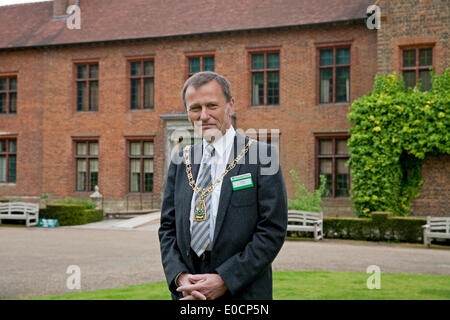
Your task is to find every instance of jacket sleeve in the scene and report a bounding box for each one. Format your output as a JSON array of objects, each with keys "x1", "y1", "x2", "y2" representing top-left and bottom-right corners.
[
  {"x1": 215, "y1": 145, "x2": 288, "y2": 296},
  {"x1": 158, "y1": 158, "x2": 189, "y2": 296}
]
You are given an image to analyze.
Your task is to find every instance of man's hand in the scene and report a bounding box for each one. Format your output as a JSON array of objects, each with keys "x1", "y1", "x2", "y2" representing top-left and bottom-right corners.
[{"x1": 177, "y1": 273, "x2": 227, "y2": 300}]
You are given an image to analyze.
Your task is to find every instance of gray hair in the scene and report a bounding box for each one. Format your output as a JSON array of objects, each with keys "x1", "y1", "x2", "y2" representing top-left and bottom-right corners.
[{"x1": 181, "y1": 71, "x2": 232, "y2": 107}]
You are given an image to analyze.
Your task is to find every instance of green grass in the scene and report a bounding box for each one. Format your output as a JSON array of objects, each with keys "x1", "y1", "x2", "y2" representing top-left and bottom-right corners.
[{"x1": 26, "y1": 271, "x2": 450, "y2": 300}]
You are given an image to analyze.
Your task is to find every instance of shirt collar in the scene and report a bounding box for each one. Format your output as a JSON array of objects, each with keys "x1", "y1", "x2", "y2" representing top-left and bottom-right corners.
[{"x1": 202, "y1": 126, "x2": 236, "y2": 159}]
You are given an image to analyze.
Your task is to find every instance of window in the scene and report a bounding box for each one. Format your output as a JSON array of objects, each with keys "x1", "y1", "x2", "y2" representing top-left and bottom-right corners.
[
  {"x1": 0, "y1": 76, "x2": 17, "y2": 114},
  {"x1": 129, "y1": 60, "x2": 154, "y2": 109},
  {"x1": 316, "y1": 135, "x2": 350, "y2": 197},
  {"x1": 188, "y1": 56, "x2": 215, "y2": 77},
  {"x1": 0, "y1": 138, "x2": 17, "y2": 183},
  {"x1": 128, "y1": 140, "x2": 154, "y2": 193},
  {"x1": 401, "y1": 47, "x2": 433, "y2": 91},
  {"x1": 251, "y1": 52, "x2": 279, "y2": 105},
  {"x1": 319, "y1": 47, "x2": 350, "y2": 104},
  {"x1": 75, "y1": 141, "x2": 99, "y2": 191},
  {"x1": 75, "y1": 63, "x2": 99, "y2": 111}
]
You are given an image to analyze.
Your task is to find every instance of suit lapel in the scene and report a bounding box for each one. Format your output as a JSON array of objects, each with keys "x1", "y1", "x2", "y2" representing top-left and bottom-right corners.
[
  {"x1": 213, "y1": 132, "x2": 247, "y2": 247},
  {"x1": 181, "y1": 142, "x2": 202, "y2": 257}
]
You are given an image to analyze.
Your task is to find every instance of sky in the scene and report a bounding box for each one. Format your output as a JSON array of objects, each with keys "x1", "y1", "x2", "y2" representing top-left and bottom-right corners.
[{"x1": 0, "y1": 0, "x2": 50, "y2": 6}]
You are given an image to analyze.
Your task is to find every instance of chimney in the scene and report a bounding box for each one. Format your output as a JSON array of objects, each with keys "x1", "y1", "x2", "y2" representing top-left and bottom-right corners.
[{"x1": 53, "y1": 0, "x2": 78, "y2": 18}]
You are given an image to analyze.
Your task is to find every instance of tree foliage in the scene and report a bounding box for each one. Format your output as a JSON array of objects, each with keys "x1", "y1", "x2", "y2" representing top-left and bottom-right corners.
[{"x1": 347, "y1": 69, "x2": 450, "y2": 217}]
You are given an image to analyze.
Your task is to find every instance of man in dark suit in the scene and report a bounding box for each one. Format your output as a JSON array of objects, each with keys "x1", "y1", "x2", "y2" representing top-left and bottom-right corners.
[{"x1": 158, "y1": 71, "x2": 287, "y2": 300}]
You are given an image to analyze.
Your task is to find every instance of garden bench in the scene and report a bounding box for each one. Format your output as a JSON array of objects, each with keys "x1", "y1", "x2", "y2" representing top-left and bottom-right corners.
[
  {"x1": 0, "y1": 202, "x2": 39, "y2": 227},
  {"x1": 287, "y1": 210, "x2": 323, "y2": 241},
  {"x1": 422, "y1": 216, "x2": 450, "y2": 248}
]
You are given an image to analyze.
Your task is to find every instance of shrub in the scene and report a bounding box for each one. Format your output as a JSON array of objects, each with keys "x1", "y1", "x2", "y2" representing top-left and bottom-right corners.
[
  {"x1": 348, "y1": 69, "x2": 450, "y2": 217},
  {"x1": 39, "y1": 204, "x2": 103, "y2": 226},
  {"x1": 288, "y1": 170, "x2": 326, "y2": 212},
  {"x1": 52, "y1": 197, "x2": 97, "y2": 210}
]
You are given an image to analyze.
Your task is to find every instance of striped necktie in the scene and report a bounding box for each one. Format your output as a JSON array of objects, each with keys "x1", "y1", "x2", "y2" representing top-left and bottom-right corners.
[{"x1": 191, "y1": 144, "x2": 215, "y2": 257}]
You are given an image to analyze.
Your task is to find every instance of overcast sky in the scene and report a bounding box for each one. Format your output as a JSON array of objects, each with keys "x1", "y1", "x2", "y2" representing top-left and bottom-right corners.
[{"x1": 0, "y1": 0, "x2": 50, "y2": 6}]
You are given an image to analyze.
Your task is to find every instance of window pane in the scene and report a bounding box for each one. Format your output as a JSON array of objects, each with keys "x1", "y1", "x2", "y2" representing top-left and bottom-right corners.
[
  {"x1": 89, "y1": 142, "x2": 98, "y2": 156},
  {"x1": 319, "y1": 159, "x2": 333, "y2": 197},
  {"x1": 0, "y1": 93, "x2": 5, "y2": 113},
  {"x1": 89, "y1": 81, "x2": 98, "y2": 111},
  {"x1": 419, "y1": 70, "x2": 432, "y2": 91},
  {"x1": 203, "y1": 57, "x2": 214, "y2": 71},
  {"x1": 252, "y1": 54, "x2": 264, "y2": 70},
  {"x1": 89, "y1": 64, "x2": 99, "y2": 79},
  {"x1": 336, "y1": 139, "x2": 348, "y2": 155},
  {"x1": 8, "y1": 155, "x2": 16, "y2": 182},
  {"x1": 9, "y1": 92, "x2": 17, "y2": 113},
  {"x1": 336, "y1": 159, "x2": 350, "y2": 197},
  {"x1": 130, "y1": 159, "x2": 141, "y2": 192},
  {"x1": 336, "y1": 67, "x2": 350, "y2": 102},
  {"x1": 77, "y1": 159, "x2": 86, "y2": 191},
  {"x1": 77, "y1": 65, "x2": 87, "y2": 79},
  {"x1": 0, "y1": 78, "x2": 6, "y2": 90},
  {"x1": 320, "y1": 49, "x2": 333, "y2": 66},
  {"x1": 130, "y1": 142, "x2": 141, "y2": 156},
  {"x1": 77, "y1": 82, "x2": 87, "y2": 111},
  {"x1": 319, "y1": 139, "x2": 332, "y2": 155},
  {"x1": 89, "y1": 159, "x2": 99, "y2": 191},
  {"x1": 0, "y1": 156, "x2": 5, "y2": 182},
  {"x1": 131, "y1": 62, "x2": 141, "y2": 76},
  {"x1": 130, "y1": 79, "x2": 141, "y2": 109},
  {"x1": 144, "y1": 61, "x2": 154, "y2": 76},
  {"x1": 77, "y1": 142, "x2": 87, "y2": 155},
  {"x1": 252, "y1": 72, "x2": 264, "y2": 105},
  {"x1": 403, "y1": 70, "x2": 416, "y2": 88},
  {"x1": 189, "y1": 58, "x2": 200, "y2": 73},
  {"x1": 267, "y1": 53, "x2": 279, "y2": 69},
  {"x1": 419, "y1": 48, "x2": 432, "y2": 66},
  {"x1": 144, "y1": 159, "x2": 153, "y2": 192},
  {"x1": 144, "y1": 78, "x2": 154, "y2": 109},
  {"x1": 267, "y1": 71, "x2": 279, "y2": 105},
  {"x1": 320, "y1": 68, "x2": 333, "y2": 103},
  {"x1": 0, "y1": 140, "x2": 5, "y2": 152},
  {"x1": 9, "y1": 140, "x2": 17, "y2": 153},
  {"x1": 403, "y1": 50, "x2": 416, "y2": 67},
  {"x1": 9, "y1": 77, "x2": 17, "y2": 91},
  {"x1": 336, "y1": 48, "x2": 350, "y2": 65},
  {"x1": 143, "y1": 142, "x2": 154, "y2": 156}
]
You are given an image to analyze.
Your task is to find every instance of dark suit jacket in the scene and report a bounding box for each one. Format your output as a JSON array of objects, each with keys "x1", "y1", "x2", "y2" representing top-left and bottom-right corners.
[{"x1": 158, "y1": 132, "x2": 288, "y2": 300}]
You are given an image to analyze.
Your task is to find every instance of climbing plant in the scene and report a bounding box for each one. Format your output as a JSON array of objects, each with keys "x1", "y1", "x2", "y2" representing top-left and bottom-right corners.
[{"x1": 347, "y1": 69, "x2": 450, "y2": 217}]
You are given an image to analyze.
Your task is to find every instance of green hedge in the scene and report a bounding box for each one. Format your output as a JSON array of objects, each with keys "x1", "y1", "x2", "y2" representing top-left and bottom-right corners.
[
  {"x1": 287, "y1": 212, "x2": 427, "y2": 243},
  {"x1": 39, "y1": 204, "x2": 103, "y2": 226}
]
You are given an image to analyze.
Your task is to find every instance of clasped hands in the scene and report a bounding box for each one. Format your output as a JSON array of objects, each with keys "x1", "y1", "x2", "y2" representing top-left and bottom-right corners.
[{"x1": 176, "y1": 273, "x2": 227, "y2": 300}]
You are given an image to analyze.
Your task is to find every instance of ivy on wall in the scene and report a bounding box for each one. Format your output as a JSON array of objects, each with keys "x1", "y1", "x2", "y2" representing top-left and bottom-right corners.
[{"x1": 347, "y1": 69, "x2": 450, "y2": 217}]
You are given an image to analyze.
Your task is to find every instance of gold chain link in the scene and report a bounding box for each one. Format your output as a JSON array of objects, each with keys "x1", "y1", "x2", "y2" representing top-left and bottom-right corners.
[{"x1": 183, "y1": 140, "x2": 253, "y2": 200}]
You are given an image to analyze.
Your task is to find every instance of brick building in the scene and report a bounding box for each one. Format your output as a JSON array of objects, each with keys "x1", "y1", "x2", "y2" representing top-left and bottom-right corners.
[{"x1": 0, "y1": 0, "x2": 448, "y2": 216}]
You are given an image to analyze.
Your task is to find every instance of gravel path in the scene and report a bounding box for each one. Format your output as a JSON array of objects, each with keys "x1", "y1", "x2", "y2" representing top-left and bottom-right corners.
[{"x1": 0, "y1": 226, "x2": 449, "y2": 299}]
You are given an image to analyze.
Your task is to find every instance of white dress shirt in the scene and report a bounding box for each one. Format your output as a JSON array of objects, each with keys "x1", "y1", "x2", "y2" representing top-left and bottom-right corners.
[{"x1": 189, "y1": 126, "x2": 236, "y2": 250}]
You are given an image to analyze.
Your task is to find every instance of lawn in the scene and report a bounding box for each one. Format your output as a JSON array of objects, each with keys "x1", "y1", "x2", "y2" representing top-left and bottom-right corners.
[{"x1": 27, "y1": 270, "x2": 450, "y2": 300}]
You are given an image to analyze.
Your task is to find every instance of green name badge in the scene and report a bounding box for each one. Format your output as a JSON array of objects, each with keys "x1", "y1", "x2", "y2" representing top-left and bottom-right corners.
[{"x1": 231, "y1": 173, "x2": 254, "y2": 191}]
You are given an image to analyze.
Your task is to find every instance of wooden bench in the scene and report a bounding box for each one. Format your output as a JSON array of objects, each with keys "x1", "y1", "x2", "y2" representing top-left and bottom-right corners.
[
  {"x1": 287, "y1": 210, "x2": 323, "y2": 241},
  {"x1": 422, "y1": 216, "x2": 450, "y2": 248},
  {"x1": 0, "y1": 202, "x2": 39, "y2": 227}
]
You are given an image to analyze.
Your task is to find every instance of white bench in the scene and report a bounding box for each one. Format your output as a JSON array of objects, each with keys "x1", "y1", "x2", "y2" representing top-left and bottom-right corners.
[
  {"x1": 0, "y1": 202, "x2": 39, "y2": 227},
  {"x1": 422, "y1": 216, "x2": 450, "y2": 248},
  {"x1": 287, "y1": 210, "x2": 323, "y2": 241}
]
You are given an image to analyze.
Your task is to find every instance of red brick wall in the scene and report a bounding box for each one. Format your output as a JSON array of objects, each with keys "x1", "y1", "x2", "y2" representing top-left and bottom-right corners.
[
  {"x1": 411, "y1": 155, "x2": 450, "y2": 217},
  {"x1": 0, "y1": 22, "x2": 377, "y2": 211}
]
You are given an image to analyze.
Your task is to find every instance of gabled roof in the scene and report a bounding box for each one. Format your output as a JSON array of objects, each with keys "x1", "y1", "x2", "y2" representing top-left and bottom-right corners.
[{"x1": 0, "y1": 0, "x2": 373, "y2": 49}]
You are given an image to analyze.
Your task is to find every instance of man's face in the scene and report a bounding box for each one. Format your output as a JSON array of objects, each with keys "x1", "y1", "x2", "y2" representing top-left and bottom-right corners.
[{"x1": 185, "y1": 80, "x2": 234, "y2": 142}]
